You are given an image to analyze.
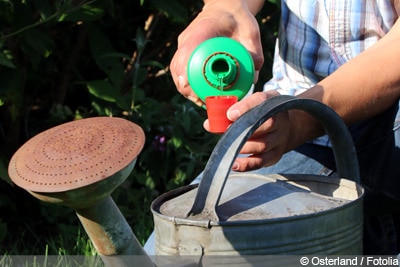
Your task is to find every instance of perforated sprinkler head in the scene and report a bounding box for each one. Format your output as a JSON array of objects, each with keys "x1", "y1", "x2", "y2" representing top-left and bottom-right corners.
[{"x1": 8, "y1": 117, "x2": 153, "y2": 265}]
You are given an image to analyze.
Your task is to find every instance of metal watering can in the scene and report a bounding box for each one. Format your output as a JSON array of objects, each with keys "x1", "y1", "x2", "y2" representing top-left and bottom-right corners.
[
  {"x1": 8, "y1": 95, "x2": 363, "y2": 263},
  {"x1": 151, "y1": 95, "x2": 364, "y2": 255}
]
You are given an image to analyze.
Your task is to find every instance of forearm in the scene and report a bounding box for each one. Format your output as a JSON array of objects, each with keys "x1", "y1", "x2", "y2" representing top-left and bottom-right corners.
[{"x1": 294, "y1": 19, "x2": 400, "y2": 146}]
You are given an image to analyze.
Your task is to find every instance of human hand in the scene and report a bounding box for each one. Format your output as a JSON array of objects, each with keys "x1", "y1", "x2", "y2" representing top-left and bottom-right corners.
[
  {"x1": 170, "y1": 0, "x2": 264, "y2": 107},
  {"x1": 206, "y1": 91, "x2": 299, "y2": 172}
]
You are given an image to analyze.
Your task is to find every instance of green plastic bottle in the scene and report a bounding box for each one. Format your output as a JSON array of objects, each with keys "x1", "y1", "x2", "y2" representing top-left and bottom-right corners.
[{"x1": 187, "y1": 37, "x2": 255, "y2": 103}]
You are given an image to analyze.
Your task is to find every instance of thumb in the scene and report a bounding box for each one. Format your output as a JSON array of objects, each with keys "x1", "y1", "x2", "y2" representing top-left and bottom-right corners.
[{"x1": 226, "y1": 91, "x2": 268, "y2": 121}]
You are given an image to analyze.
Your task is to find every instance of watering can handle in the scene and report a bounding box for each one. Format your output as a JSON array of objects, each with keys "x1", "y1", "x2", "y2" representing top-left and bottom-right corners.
[{"x1": 186, "y1": 95, "x2": 360, "y2": 221}]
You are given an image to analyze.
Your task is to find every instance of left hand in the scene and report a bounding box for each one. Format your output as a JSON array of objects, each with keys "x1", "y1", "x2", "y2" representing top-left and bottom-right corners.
[{"x1": 204, "y1": 91, "x2": 298, "y2": 171}]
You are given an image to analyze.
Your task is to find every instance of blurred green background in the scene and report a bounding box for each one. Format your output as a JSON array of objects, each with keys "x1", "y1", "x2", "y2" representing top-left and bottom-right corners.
[{"x1": 0, "y1": 0, "x2": 279, "y2": 254}]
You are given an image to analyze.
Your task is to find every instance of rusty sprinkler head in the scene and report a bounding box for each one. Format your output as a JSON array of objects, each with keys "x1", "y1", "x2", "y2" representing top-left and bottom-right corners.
[
  {"x1": 7, "y1": 117, "x2": 154, "y2": 262},
  {"x1": 8, "y1": 117, "x2": 145, "y2": 209}
]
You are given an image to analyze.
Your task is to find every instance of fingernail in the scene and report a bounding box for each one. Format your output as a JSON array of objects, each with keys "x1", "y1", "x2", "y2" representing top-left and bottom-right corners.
[
  {"x1": 232, "y1": 162, "x2": 239, "y2": 171},
  {"x1": 254, "y1": 70, "x2": 260, "y2": 83},
  {"x1": 178, "y1": 75, "x2": 185, "y2": 89},
  {"x1": 227, "y1": 109, "x2": 241, "y2": 121},
  {"x1": 188, "y1": 96, "x2": 204, "y2": 107}
]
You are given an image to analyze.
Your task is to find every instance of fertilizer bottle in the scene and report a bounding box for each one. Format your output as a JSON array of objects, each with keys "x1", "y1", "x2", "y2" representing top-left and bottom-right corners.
[
  {"x1": 187, "y1": 37, "x2": 255, "y2": 133},
  {"x1": 187, "y1": 37, "x2": 255, "y2": 102}
]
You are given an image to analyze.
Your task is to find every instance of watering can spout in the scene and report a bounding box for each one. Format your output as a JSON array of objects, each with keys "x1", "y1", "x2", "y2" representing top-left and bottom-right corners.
[
  {"x1": 7, "y1": 117, "x2": 155, "y2": 266},
  {"x1": 77, "y1": 196, "x2": 155, "y2": 266},
  {"x1": 76, "y1": 196, "x2": 147, "y2": 256}
]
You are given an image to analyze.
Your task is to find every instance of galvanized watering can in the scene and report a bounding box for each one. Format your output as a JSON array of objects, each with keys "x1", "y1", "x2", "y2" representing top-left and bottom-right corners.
[
  {"x1": 8, "y1": 95, "x2": 363, "y2": 263},
  {"x1": 151, "y1": 95, "x2": 364, "y2": 255}
]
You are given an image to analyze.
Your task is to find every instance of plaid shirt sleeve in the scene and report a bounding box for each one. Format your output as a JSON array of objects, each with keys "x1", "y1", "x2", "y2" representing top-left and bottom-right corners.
[
  {"x1": 264, "y1": 0, "x2": 399, "y2": 95},
  {"x1": 263, "y1": 0, "x2": 399, "y2": 146}
]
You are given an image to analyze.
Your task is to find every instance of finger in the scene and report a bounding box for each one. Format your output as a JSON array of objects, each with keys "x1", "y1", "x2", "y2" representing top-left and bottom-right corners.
[
  {"x1": 203, "y1": 118, "x2": 233, "y2": 133},
  {"x1": 247, "y1": 117, "x2": 279, "y2": 140},
  {"x1": 239, "y1": 136, "x2": 271, "y2": 155},
  {"x1": 170, "y1": 20, "x2": 219, "y2": 93},
  {"x1": 187, "y1": 95, "x2": 205, "y2": 107},
  {"x1": 203, "y1": 119, "x2": 210, "y2": 132},
  {"x1": 240, "y1": 40, "x2": 263, "y2": 83},
  {"x1": 171, "y1": 74, "x2": 204, "y2": 107},
  {"x1": 227, "y1": 91, "x2": 270, "y2": 121},
  {"x1": 233, "y1": 16, "x2": 264, "y2": 82},
  {"x1": 232, "y1": 149, "x2": 281, "y2": 172},
  {"x1": 227, "y1": 91, "x2": 281, "y2": 122},
  {"x1": 171, "y1": 56, "x2": 205, "y2": 107}
]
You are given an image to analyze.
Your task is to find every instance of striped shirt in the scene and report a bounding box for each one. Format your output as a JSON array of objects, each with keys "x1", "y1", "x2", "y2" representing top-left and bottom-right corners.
[{"x1": 264, "y1": 0, "x2": 400, "y2": 146}]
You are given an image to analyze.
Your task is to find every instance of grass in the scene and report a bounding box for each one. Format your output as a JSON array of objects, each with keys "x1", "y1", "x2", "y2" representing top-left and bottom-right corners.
[
  {"x1": 0, "y1": 206, "x2": 158, "y2": 266},
  {"x1": 3, "y1": 211, "x2": 153, "y2": 255},
  {"x1": 1, "y1": 227, "x2": 102, "y2": 266},
  {"x1": 0, "y1": 254, "x2": 105, "y2": 267},
  {"x1": 45, "y1": 229, "x2": 97, "y2": 256},
  {"x1": 2, "y1": 177, "x2": 156, "y2": 256},
  {"x1": 3, "y1": 226, "x2": 96, "y2": 256}
]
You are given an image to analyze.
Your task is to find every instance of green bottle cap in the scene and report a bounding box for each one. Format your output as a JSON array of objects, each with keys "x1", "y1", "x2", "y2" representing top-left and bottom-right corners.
[{"x1": 187, "y1": 37, "x2": 254, "y2": 103}]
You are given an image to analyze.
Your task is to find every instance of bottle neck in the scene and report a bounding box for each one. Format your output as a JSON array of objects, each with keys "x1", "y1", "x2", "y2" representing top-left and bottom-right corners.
[{"x1": 204, "y1": 53, "x2": 238, "y2": 89}]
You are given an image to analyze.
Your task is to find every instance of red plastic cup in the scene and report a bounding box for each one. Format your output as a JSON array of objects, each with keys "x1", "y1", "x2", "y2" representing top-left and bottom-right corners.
[{"x1": 205, "y1": 96, "x2": 238, "y2": 134}]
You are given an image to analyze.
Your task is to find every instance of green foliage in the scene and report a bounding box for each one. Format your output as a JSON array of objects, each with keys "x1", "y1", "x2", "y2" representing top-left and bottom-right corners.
[{"x1": 0, "y1": 0, "x2": 279, "y2": 255}]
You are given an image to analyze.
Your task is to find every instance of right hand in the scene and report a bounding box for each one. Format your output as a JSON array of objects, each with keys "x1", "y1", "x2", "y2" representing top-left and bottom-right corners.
[{"x1": 169, "y1": 0, "x2": 264, "y2": 107}]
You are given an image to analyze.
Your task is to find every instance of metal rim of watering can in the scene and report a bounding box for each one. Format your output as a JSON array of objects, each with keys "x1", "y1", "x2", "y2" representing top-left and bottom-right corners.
[{"x1": 186, "y1": 95, "x2": 360, "y2": 221}]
